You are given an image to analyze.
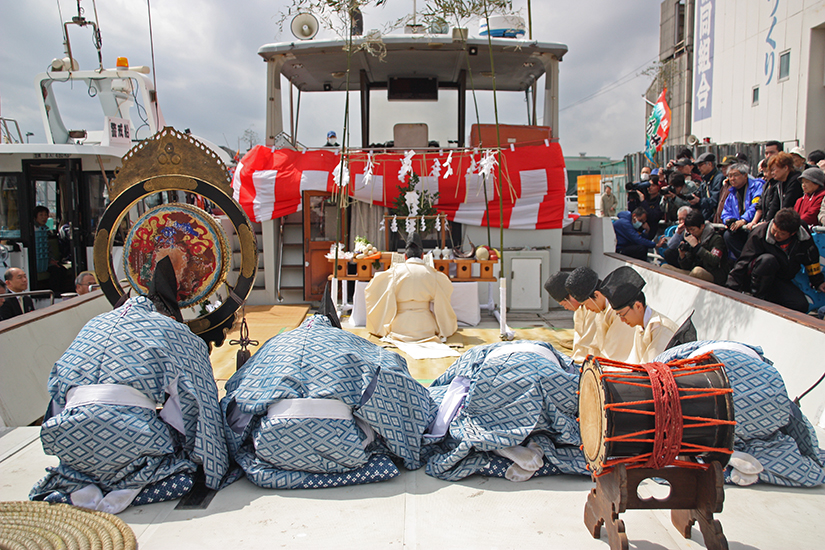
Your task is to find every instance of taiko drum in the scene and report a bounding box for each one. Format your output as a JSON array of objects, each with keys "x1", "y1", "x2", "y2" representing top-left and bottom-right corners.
[{"x1": 578, "y1": 354, "x2": 735, "y2": 475}]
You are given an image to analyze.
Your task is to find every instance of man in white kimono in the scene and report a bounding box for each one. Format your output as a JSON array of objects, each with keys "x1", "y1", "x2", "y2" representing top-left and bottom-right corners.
[
  {"x1": 600, "y1": 266, "x2": 678, "y2": 363},
  {"x1": 564, "y1": 267, "x2": 635, "y2": 362},
  {"x1": 365, "y1": 236, "x2": 457, "y2": 343},
  {"x1": 544, "y1": 271, "x2": 598, "y2": 363}
]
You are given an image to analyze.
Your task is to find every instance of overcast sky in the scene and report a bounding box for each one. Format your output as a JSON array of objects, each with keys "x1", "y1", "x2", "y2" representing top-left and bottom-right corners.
[{"x1": 0, "y1": 0, "x2": 661, "y2": 160}]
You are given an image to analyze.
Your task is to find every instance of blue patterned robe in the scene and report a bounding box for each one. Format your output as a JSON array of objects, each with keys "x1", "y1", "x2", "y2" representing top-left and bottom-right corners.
[
  {"x1": 30, "y1": 297, "x2": 231, "y2": 507},
  {"x1": 221, "y1": 315, "x2": 435, "y2": 489},
  {"x1": 657, "y1": 341, "x2": 825, "y2": 487},
  {"x1": 423, "y1": 341, "x2": 588, "y2": 481}
]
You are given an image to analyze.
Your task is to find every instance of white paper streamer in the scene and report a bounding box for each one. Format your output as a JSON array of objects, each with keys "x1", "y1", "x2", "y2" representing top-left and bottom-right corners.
[
  {"x1": 405, "y1": 190, "x2": 420, "y2": 216},
  {"x1": 430, "y1": 158, "x2": 442, "y2": 179},
  {"x1": 391, "y1": 215, "x2": 398, "y2": 233},
  {"x1": 443, "y1": 151, "x2": 454, "y2": 178},
  {"x1": 398, "y1": 150, "x2": 415, "y2": 182}
]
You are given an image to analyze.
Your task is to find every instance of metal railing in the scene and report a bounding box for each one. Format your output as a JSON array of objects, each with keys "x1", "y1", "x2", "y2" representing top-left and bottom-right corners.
[
  {"x1": 2, "y1": 289, "x2": 56, "y2": 306},
  {"x1": 1, "y1": 117, "x2": 24, "y2": 144}
]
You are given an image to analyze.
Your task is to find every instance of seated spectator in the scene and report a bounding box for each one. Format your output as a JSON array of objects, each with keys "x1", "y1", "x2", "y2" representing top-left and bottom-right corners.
[
  {"x1": 75, "y1": 271, "x2": 97, "y2": 296},
  {"x1": 761, "y1": 152, "x2": 803, "y2": 224},
  {"x1": 600, "y1": 266, "x2": 678, "y2": 363},
  {"x1": 675, "y1": 210, "x2": 729, "y2": 285},
  {"x1": 661, "y1": 173, "x2": 698, "y2": 223},
  {"x1": 726, "y1": 208, "x2": 825, "y2": 312},
  {"x1": 794, "y1": 167, "x2": 825, "y2": 228},
  {"x1": 693, "y1": 152, "x2": 724, "y2": 223},
  {"x1": 809, "y1": 149, "x2": 825, "y2": 165},
  {"x1": 722, "y1": 163, "x2": 765, "y2": 258},
  {"x1": 638, "y1": 181, "x2": 663, "y2": 240},
  {"x1": 0, "y1": 280, "x2": 7, "y2": 321},
  {"x1": 0, "y1": 268, "x2": 35, "y2": 320},
  {"x1": 661, "y1": 205, "x2": 693, "y2": 266},
  {"x1": 613, "y1": 207, "x2": 657, "y2": 261},
  {"x1": 789, "y1": 147, "x2": 809, "y2": 172}
]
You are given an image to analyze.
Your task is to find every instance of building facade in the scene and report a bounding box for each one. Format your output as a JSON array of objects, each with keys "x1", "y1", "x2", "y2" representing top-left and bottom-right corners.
[{"x1": 647, "y1": 0, "x2": 825, "y2": 153}]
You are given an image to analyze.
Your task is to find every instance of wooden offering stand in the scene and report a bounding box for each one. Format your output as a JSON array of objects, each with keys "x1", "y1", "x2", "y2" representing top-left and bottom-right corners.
[{"x1": 584, "y1": 462, "x2": 728, "y2": 550}]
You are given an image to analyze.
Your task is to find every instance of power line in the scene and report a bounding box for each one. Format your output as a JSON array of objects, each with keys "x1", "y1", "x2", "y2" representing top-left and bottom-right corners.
[{"x1": 560, "y1": 55, "x2": 658, "y2": 112}]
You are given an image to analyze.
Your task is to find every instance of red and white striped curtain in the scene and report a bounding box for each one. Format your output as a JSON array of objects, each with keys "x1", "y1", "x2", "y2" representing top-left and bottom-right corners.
[{"x1": 231, "y1": 142, "x2": 568, "y2": 230}]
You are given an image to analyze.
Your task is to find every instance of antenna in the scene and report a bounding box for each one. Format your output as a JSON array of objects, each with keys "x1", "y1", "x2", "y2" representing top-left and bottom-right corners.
[{"x1": 290, "y1": 13, "x2": 319, "y2": 40}]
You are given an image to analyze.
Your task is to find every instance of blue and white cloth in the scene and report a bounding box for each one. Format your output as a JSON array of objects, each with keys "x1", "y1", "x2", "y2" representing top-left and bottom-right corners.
[
  {"x1": 221, "y1": 315, "x2": 434, "y2": 489},
  {"x1": 30, "y1": 296, "x2": 232, "y2": 510},
  {"x1": 657, "y1": 341, "x2": 825, "y2": 487},
  {"x1": 423, "y1": 341, "x2": 588, "y2": 481}
]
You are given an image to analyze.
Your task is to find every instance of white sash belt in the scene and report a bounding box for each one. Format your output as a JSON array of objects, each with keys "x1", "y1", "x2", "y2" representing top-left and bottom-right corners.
[
  {"x1": 267, "y1": 398, "x2": 353, "y2": 420},
  {"x1": 65, "y1": 384, "x2": 157, "y2": 410}
]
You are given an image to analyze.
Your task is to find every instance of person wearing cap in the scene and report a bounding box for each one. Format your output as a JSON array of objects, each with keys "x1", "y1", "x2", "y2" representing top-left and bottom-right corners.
[
  {"x1": 693, "y1": 152, "x2": 724, "y2": 222},
  {"x1": 325, "y1": 130, "x2": 339, "y2": 147},
  {"x1": 613, "y1": 207, "x2": 657, "y2": 261},
  {"x1": 760, "y1": 152, "x2": 803, "y2": 224},
  {"x1": 30, "y1": 255, "x2": 231, "y2": 513},
  {"x1": 789, "y1": 146, "x2": 809, "y2": 172},
  {"x1": 794, "y1": 167, "x2": 825, "y2": 227},
  {"x1": 544, "y1": 271, "x2": 598, "y2": 363},
  {"x1": 721, "y1": 163, "x2": 765, "y2": 258},
  {"x1": 727, "y1": 208, "x2": 825, "y2": 312},
  {"x1": 600, "y1": 266, "x2": 678, "y2": 363},
  {"x1": 713, "y1": 155, "x2": 738, "y2": 223},
  {"x1": 674, "y1": 210, "x2": 729, "y2": 285},
  {"x1": 564, "y1": 267, "x2": 635, "y2": 362},
  {"x1": 660, "y1": 173, "x2": 698, "y2": 223},
  {"x1": 365, "y1": 234, "x2": 457, "y2": 343}
]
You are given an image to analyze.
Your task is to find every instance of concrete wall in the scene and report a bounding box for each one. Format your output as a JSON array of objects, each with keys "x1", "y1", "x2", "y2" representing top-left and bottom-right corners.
[
  {"x1": 691, "y1": 0, "x2": 825, "y2": 149},
  {"x1": 589, "y1": 216, "x2": 825, "y2": 427},
  {"x1": 0, "y1": 292, "x2": 110, "y2": 427}
]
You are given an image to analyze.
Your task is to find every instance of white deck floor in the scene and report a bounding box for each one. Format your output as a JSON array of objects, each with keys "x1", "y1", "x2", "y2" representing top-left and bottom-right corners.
[{"x1": 3, "y1": 426, "x2": 825, "y2": 550}]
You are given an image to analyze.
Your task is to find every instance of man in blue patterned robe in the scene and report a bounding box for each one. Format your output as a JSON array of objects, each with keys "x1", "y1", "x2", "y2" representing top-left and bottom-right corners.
[
  {"x1": 222, "y1": 314, "x2": 434, "y2": 489},
  {"x1": 30, "y1": 257, "x2": 231, "y2": 512},
  {"x1": 656, "y1": 341, "x2": 825, "y2": 487},
  {"x1": 422, "y1": 341, "x2": 588, "y2": 482}
]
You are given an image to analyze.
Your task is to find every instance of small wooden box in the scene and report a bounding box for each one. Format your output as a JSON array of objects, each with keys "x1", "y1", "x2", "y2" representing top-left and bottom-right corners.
[
  {"x1": 433, "y1": 259, "x2": 451, "y2": 275},
  {"x1": 454, "y1": 259, "x2": 474, "y2": 279},
  {"x1": 331, "y1": 258, "x2": 350, "y2": 278},
  {"x1": 355, "y1": 258, "x2": 376, "y2": 280},
  {"x1": 476, "y1": 260, "x2": 497, "y2": 281}
]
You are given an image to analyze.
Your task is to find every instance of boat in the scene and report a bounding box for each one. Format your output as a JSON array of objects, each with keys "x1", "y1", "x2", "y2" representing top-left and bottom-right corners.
[{"x1": 2, "y1": 5, "x2": 825, "y2": 549}]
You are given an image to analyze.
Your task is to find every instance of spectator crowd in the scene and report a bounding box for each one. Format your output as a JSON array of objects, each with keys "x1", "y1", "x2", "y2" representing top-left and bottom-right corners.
[{"x1": 608, "y1": 142, "x2": 825, "y2": 317}]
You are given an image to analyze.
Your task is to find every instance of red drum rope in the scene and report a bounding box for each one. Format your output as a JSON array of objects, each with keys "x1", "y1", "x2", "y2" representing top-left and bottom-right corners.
[{"x1": 585, "y1": 353, "x2": 735, "y2": 476}]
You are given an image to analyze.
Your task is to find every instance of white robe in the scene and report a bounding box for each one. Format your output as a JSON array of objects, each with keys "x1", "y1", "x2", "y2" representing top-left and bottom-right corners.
[
  {"x1": 571, "y1": 307, "x2": 599, "y2": 363},
  {"x1": 627, "y1": 306, "x2": 678, "y2": 364},
  {"x1": 365, "y1": 258, "x2": 458, "y2": 343},
  {"x1": 593, "y1": 302, "x2": 636, "y2": 362}
]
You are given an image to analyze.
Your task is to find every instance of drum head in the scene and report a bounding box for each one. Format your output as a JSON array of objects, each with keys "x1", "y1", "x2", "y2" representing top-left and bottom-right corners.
[
  {"x1": 578, "y1": 358, "x2": 607, "y2": 472},
  {"x1": 123, "y1": 203, "x2": 229, "y2": 308}
]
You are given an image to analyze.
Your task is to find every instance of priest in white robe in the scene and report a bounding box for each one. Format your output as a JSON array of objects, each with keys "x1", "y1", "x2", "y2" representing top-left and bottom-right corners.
[
  {"x1": 600, "y1": 266, "x2": 678, "y2": 364},
  {"x1": 544, "y1": 271, "x2": 598, "y2": 363},
  {"x1": 365, "y1": 235, "x2": 457, "y2": 343},
  {"x1": 564, "y1": 267, "x2": 635, "y2": 362}
]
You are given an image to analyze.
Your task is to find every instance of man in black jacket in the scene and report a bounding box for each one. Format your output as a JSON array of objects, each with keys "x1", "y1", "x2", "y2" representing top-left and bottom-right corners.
[
  {"x1": 691, "y1": 152, "x2": 724, "y2": 222},
  {"x1": 726, "y1": 208, "x2": 825, "y2": 312},
  {"x1": 677, "y1": 210, "x2": 729, "y2": 285},
  {"x1": 0, "y1": 268, "x2": 35, "y2": 320}
]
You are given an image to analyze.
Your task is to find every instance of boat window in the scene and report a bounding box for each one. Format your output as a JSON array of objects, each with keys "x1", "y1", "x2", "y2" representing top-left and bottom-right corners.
[
  {"x1": 0, "y1": 174, "x2": 22, "y2": 239},
  {"x1": 84, "y1": 173, "x2": 111, "y2": 238}
]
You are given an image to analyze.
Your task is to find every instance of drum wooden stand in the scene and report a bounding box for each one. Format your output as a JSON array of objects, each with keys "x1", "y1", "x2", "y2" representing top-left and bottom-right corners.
[{"x1": 584, "y1": 462, "x2": 728, "y2": 550}]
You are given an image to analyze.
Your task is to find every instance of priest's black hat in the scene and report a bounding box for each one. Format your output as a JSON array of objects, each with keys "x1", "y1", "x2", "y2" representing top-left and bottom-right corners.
[
  {"x1": 148, "y1": 255, "x2": 183, "y2": 323},
  {"x1": 405, "y1": 232, "x2": 423, "y2": 258},
  {"x1": 544, "y1": 271, "x2": 571, "y2": 302},
  {"x1": 565, "y1": 266, "x2": 601, "y2": 303},
  {"x1": 600, "y1": 266, "x2": 646, "y2": 311}
]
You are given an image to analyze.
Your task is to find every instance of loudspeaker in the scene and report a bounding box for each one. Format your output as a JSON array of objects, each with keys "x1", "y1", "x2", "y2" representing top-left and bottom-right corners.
[
  {"x1": 291, "y1": 13, "x2": 319, "y2": 40},
  {"x1": 687, "y1": 134, "x2": 699, "y2": 146}
]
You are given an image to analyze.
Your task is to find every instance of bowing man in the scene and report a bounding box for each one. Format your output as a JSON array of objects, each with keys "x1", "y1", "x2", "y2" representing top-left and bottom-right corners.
[
  {"x1": 599, "y1": 266, "x2": 678, "y2": 364},
  {"x1": 564, "y1": 267, "x2": 636, "y2": 362},
  {"x1": 544, "y1": 271, "x2": 598, "y2": 363}
]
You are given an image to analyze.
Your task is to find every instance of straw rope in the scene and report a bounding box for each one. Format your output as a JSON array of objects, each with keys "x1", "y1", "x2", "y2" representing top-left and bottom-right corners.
[{"x1": 0, "y1": 501, "x2": 136, "y2": 550}]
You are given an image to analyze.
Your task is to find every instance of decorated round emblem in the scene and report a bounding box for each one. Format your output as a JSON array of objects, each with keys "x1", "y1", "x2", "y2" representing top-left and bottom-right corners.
[{"x1": 123, "y1": 203, "x2": 229, "y2": 307}]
